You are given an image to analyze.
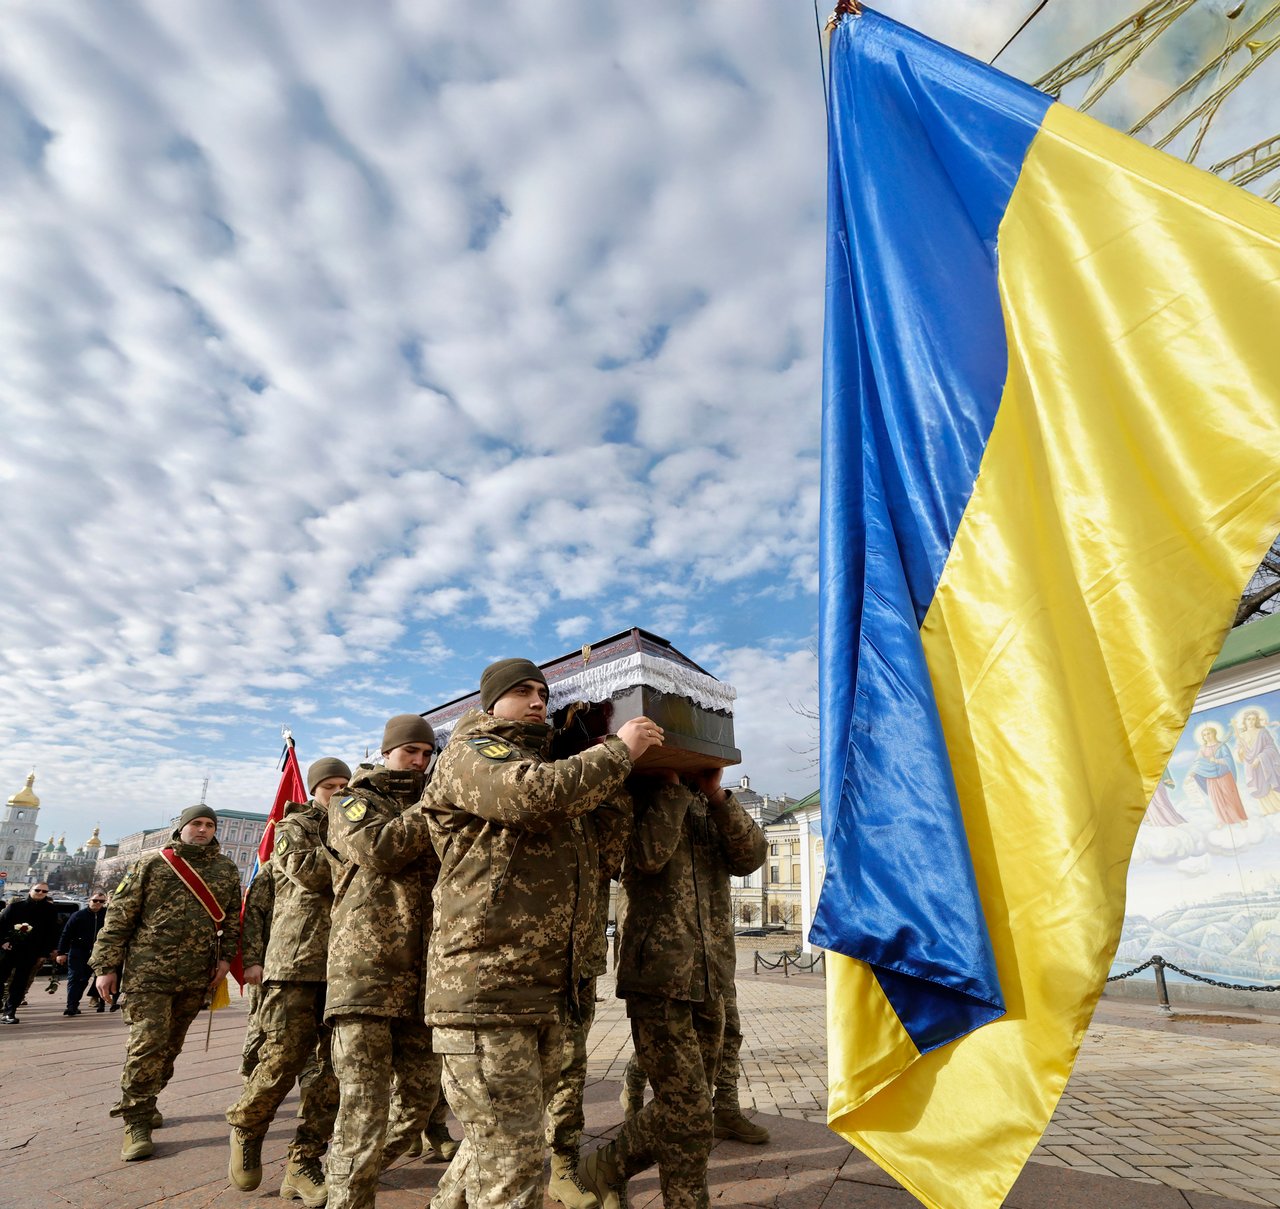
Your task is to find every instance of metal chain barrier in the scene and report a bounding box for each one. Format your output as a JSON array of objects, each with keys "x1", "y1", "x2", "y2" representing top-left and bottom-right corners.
[
  {"x1": 1106, "y1": 953, "x2": 1277, "y2": 1012},
  {"x1": 753, "y1": 948, "x2": 826, "y2": 977}
]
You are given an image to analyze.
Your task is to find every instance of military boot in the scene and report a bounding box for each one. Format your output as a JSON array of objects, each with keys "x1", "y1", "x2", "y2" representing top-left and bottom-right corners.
[
  {"x1": 424, "y1": 1124, "x2": 460, "y2": 1162},
  {"x1": 578, "y1": 1145, "x2": 627, "y2": 1209},
  {"x1": 229, "y1": 1126, "x2": 264, "y2": 1191},
  {"x1": 151, "y1": 1108, "x2": 164, "y2": 1129},
  {"x1": 713, "y1": 1102, "x2": 771, "y2": 1144},
  {"x1": 548, "y1": 1151, "x2": 599, "y2": 1209},
  {"x1": 121, "y1": 1120, "x2": 154, "y2": 1161},
  {"x1": 280, "y1": 1154, "x2": 328, "y2": 1207}
]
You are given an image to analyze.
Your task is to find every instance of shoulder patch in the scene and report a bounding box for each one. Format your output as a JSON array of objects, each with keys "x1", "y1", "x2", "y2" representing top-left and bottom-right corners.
[
  {"x1": 467, "y1": 736, "x2": 515, "y2": 761},
  {"x1": 343, "y1": 799, "x2": 367, "y2": 822},
  {"x1": 274, "y1": 836, "x2": 289, "y2": 855}
]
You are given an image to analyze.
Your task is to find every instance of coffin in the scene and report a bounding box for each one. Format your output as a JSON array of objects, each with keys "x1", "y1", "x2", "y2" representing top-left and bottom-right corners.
[{"x1": 422, "y1": 628, "x2": 740, "y2": 772}]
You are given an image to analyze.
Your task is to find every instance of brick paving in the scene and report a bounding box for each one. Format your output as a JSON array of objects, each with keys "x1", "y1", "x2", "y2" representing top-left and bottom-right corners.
[{"x1": 1, "y1": 953, "x2": 1276, "y2": 1207}]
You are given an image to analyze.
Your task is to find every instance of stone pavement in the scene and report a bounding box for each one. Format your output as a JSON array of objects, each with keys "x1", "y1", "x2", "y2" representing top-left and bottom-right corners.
[{"x1": 1, "y1": 954, "x2": 1277, "y2": 1207}]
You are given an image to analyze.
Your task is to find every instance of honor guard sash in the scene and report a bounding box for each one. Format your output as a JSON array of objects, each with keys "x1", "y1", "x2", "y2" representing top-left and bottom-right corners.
[{"x1": 160, "y1": 847, "x2": 226, "y2": 928}]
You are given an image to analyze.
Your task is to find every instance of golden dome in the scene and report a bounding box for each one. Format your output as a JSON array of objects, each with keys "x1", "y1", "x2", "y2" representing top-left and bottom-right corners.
[
  {"x1": 85, "y1": 826, "x2": 102, "y2": 849},
  {"x1": 7, "y1": 771, "x2": 39, "y2": 809}
]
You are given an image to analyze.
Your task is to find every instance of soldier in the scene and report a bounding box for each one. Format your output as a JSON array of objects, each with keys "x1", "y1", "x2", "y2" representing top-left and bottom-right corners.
[
  {"x1": 228, "y1": 756, "x2": 350, "y2": 1206},
  {"x1": 424, "y1": 657, "x2": 657, "y2": 1209},
  {"x1": 237, "y1": 861, "x2": 276, "y2": 1078},
  {"x1": 579, "y1": 772, "x2": 766, "y2": 1209},
  {"x1": 91, "y1": 804, "x2": 242, "y2": 1162},
  {"x1": 325, "y1": 717, "x2": 441, "y2": 1209},
  {"x1": 544, "y1": 811, "x2": 631, "y2": 1207}
]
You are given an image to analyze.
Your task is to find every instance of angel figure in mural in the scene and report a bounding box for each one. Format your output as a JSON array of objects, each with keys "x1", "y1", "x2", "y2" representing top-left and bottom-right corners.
[
  {"x1": 1142, "y1": 769, "x2": 1186, "y2": 827},
  {"x1": 1184, "y1": 724, "x2": 1248, "y2": 826},
  {"x1": 1233, "y1": 707, "x2": 1280, "y2": 816}
]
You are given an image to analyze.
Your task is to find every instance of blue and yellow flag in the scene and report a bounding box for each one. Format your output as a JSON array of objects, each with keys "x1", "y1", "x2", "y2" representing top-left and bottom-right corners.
[{"x1": 815, "y1": 10, "x2": 1280, "y2": 1208}]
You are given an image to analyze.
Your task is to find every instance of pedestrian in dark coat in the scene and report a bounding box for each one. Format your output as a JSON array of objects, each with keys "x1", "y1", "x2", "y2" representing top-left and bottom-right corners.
[
  {"x1": 57, "y1": 892, "x2": 109, "y2": 1015},
  {"x1": 0, "y1": 882, "x2": 61, "y2": 1023}
]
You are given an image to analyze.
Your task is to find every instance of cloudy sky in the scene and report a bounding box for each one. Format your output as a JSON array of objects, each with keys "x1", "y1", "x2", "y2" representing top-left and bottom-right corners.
[{"x1": 1, "y1": 0, "x2": 1274, "y2": 853}]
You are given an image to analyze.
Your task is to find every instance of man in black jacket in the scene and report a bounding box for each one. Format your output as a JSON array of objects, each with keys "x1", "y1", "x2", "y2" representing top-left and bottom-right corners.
[
  {"x1": 0, "y1": 882, "x2": 61, "y2": 1023},
  {"x1": 57, "y1": 892, "x2": 109, "y2": 1015}
]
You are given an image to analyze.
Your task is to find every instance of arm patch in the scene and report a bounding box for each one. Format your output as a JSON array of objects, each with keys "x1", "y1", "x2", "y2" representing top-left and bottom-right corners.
[{"x1": 466, "y1": 736, "x2": 515, "y2": 761}]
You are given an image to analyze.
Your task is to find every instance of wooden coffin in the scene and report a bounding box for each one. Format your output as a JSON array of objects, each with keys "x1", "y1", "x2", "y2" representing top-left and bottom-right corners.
[{"x1": 423, "y1": 628, "x2": 740, "y2": 772}]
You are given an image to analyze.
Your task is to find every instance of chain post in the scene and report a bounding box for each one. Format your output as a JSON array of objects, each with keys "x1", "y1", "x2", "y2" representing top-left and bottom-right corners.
[{"x1": 1151, "y1": 955, "x2": 1172, "y2": 1013}]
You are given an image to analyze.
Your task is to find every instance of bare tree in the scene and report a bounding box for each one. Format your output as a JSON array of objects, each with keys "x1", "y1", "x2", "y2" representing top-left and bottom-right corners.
[
  {"x1": 738, "y1": 901, "x2": 759, "y2": 925},
  {"x1": 1236, "y1": 536, "x2": 1280, "y2": 626}
]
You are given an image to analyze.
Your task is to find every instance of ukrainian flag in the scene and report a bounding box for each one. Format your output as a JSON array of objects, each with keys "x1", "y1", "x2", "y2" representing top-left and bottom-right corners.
[{"x1": 815, "y1": 10, "x2": 1280, "y2": 1208}]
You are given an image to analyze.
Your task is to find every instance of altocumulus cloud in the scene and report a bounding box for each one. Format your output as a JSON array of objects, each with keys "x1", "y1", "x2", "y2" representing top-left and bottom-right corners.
[{"x1": 0, "y1": 0, "x2": 829, "y2": 836}]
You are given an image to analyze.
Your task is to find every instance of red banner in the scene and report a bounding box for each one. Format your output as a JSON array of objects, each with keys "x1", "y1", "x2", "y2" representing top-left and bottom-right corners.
[{"x1": 228, "y1": 738, "x2": 306, "y2": 987}]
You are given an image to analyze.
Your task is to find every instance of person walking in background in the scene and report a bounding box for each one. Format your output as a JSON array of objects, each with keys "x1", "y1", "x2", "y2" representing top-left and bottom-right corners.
[
  {"x1": 56, "y1": 891, "x2": 109, "y2": 1016},
  {"x1": 0, "y1": 882, "x2": 61, "y2": 1024}
]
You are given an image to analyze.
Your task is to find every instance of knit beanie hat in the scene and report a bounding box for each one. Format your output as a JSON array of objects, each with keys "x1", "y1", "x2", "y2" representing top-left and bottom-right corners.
[
  {"x1": 480, "y1": 658, "x2": 548, "y2": 712},
  {"x1": 178, "y1": 804, "x2": 217, "y2": 829},
  {"x1": 307, "y1": 757, "x2": 353, "y2": 794},
  {"x1": 380, "y1": 714, "x2": 436, "y2": 755}
]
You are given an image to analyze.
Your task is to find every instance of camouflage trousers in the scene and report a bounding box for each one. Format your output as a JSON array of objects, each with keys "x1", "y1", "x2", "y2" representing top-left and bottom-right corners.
[
  {"x1": 613, "y1": 993, "x2": 725, "y2": 1209},
  {"x1": 327, "y1": 1015, "x2": 439, "y2": 1209},
  {"x1": 240, "y1": 983, "x2": 266, "y2": 1077},
  {"x1": 545, "y1": 978, "x2": 597, "y2": 1158},
  {"x1": 110, "y1": 987, "x2": 207, "y2": 1123},
  {"x1": 385, "y1": 1058, "x2": 451, "y2": 1150},
  {"x1": 226, "y1": 981, "x2": 338, "y2": 1161},
  {"x1": 624, "y1": 980, "x2": 743, "y2": 1108},
  {"x1": 432, "y1": 1014, "x2": 565, "y2": 1209}
]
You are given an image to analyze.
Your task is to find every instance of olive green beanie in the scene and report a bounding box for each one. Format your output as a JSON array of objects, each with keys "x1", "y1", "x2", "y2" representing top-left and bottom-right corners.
[
  {"x1": 307, "y1": 757, "x2": 352, "y2": 794},
  {"x1": 380, "y1": 714, "x2": 436, "y2": 755},
  {"x1": 177, "y1": 803, "x2": 217, "y2": 829},
  {"x1": 479, "y1": 658, "x2": 548, "y2": 712}
]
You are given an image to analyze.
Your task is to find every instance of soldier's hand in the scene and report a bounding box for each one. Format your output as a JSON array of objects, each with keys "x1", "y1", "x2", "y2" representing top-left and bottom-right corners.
[
  {"x1": 618, "y1": 717, "x2": 663, "y2": 762},
  {"x1": 211, "y1": 958, "x2": 231, "y2": 988},
  {"x1": 243, "y1": 963, "x2": 264, "y2": 986},
  {"x1": 687, "y1": 767, "x2": 728, "y2": 806},
  {"x1": 96, "y1": 971, "x2": 118, "y2": 999},
  {"x1": 55, "y1": 954, "x2": 67, "y2": 966}
]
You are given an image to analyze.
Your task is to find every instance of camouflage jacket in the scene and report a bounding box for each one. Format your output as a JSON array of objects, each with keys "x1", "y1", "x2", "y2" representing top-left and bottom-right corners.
[
  {"x1": 90, "y1": 827, "x2": 243, "y2": 993},
  {"x1": 264, "y1": 799, "x2": 336, "y2": 982},
  {"x1": 616, "y1": 781, "x2": 766, "y2": 1003},
  {"x1": 240, "y1": 862, "x2": 276, "y2": 970},
  {"x1": 325, "y1": 765, "x2": 438, "y2": 1021},
  {"x1": 423, "y1": 709, "x2": 632, "y2": 1027}
]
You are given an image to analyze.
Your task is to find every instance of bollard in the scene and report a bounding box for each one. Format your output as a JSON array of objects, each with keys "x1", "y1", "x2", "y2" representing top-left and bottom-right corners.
[{"x1": 1152, "y1": 955, "x2": 1172, "y2": 1014}]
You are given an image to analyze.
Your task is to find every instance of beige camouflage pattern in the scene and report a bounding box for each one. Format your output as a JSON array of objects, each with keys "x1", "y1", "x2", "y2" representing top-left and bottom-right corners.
[
  {"x1": 384, "y1": 1062, "x2": 449, "y2": 1156},
  {"x1": 241, "y1": 983, "x2": 267, "y2": 1077},
  {"x1": 423, "y1": 710, "x2": 632, "y2": 1028},
  {"x1": 325, "y1": 764, "x2": 438, "y2": 1020},
  {"x1": 615, "y1": 783, "x2": 765, "y2": 1002},
  {"x1": 110, "y1": 987, "x2": 207, "y2": 1123},
  {"x1": 605, "y1": 780, "x2": 765, "y2": 1207},
  {"x1": 545, "y1": 977, "x2": 597, "y2": 1158},
  {"x1": 226, "y1": 981, "x2": 338, "y2": 1160},
  {"x1": 432, "y1": 1018, "x2": 565, "y2": 1209},
  {"x1": 91, "y1": 830, "x2": 242, "y2": 993},
  {"x1": 327, "y1": 1015, "x2": 438, "y2": 1209},
  {"x1": 613, "y1": 994, "x2": 725, "y2": 1209},
  {"x1": 266, "y1": 799, "x2": 339, "y2": 981},
  {"x1": 240, "y1": 863, "x2": 275, "y2": 970},
  {"x1": 623, "y1": 983, "x2": 745, "y2": 1106}
]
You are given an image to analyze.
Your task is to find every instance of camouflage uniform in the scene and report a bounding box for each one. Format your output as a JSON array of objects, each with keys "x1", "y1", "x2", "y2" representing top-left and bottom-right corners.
[
  {"x1": 604, "y1": 780, "x2": 766, "y2": 1209},
  {"x1": 90, "y1": 825, "x2": 242, "y2": 1125},
  {"x1": 423, "y1": 709, "x2": 632, "y2": 1209},
  {"x1": 227, "y1": 800, "x2": 340, "y2": 1163},
  {"x1": 545, "y1": 795, "x2": 632, "y2": 1165},
  {"x1": 237, "y1": 867, "x2": 275, "y2": 1078},
  {"x1": 325, "y1": 765, "x2": 440, "y2": 1209}
]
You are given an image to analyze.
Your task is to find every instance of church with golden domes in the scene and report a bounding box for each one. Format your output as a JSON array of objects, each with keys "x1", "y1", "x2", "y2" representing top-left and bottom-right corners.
[{"x1": 1, "y1": 772, "x2": 109, "y2": 889}]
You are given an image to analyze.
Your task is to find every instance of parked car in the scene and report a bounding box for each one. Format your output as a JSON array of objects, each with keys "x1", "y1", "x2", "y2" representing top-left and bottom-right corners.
[{"x1": 735, "y1": 927, "x2": 771, "y2": 937}]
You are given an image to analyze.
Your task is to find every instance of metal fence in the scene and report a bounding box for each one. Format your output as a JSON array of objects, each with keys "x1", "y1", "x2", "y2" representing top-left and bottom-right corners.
[
  {"x1": 1107, "y1": 954, "x2": 1278, "y2": 1012},
  {"x1": 753, "y1": 948, "x2": 825, "y2": 977}
]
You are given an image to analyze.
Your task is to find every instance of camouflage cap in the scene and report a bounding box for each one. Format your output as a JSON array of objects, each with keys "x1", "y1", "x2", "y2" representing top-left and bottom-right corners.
[
  {"x1": 306, "y1": 756, "x2": 352, "y2": 793},
  {"x1": 381, "y1": 714, "x2": 436, "y2": 754},
  {"x1": 177, "y1": 803, "x2": 217, "y2": 829},
  {"x1": 480, "y1": 658, "x2": 548, "y2": 711}
]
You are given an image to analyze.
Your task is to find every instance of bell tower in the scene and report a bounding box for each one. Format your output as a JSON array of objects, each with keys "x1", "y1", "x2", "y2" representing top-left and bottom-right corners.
[{"x1": 2, "y1": 771, "x2": 41, "y2": 867}]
